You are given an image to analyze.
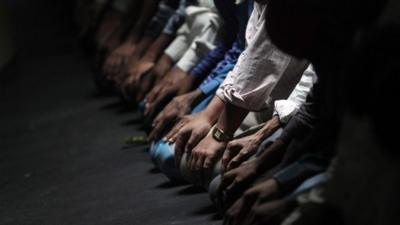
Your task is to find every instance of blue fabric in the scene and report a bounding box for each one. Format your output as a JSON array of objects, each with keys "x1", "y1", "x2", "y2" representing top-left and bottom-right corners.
[
  {"x1": 148, "y1": 0, "x2": 254, "y2": 182},
  {"x1": 188, "y1": 0, "x2": 252, "y2": 80},
  {"x1": 149, "y1": 140, "x2": 183, "y2": 180},
  {"x1": 191, "y1": 93, "x2": 214, "y2": 113},
  {"x1": 197, "y1": 41, "x2": 241, "y2": 95},
  {"x1": 193, "y1": 0, "x2": 252, "y2": 96},
  {"x1": 290, "y1": 173, "x2": 327, "y2": 197},
  {"x1": 163, "y1": 0, "x2": 198, "y2": 35},
  {"x1": 272, "y1": 153, "x2": 331, "y2": 195},
  {"x1": 189, "y1": 42, "x2": 231, "y2": 78},
  {"x1": 148, "y1": 93, "x2": 213, "y2": 181}
]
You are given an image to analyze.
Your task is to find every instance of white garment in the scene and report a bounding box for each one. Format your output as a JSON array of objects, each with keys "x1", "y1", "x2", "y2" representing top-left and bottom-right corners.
[
  {"x1": 216, "y1": 2, "x2": 293, "y2": 111},
  {"x1": 273, "y1": 65, "x2": 317, "y2": 124},
  {"x1": 164, "y1": 3, "x2": 222, "y2": 72}
]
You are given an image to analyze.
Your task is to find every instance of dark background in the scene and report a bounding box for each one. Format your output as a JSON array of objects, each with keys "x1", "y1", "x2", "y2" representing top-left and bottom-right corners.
[{"x1": 0, "y1": 1, "x2": 219, "y2": 224}]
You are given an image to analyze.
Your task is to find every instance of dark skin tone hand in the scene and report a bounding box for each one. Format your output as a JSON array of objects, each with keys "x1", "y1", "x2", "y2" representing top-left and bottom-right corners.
[
  {"x1": 148, "y1": 89, "x2": 204, "y2": 141},
  {"x1": 144, "y1": 68, "x2": 196, "y2": 118},
  {"x1": 130, "y1": 33, "x2": 174, "y2": 87},
  {"x1": 186, "y1": 102, "x2": 250, "y2": 175},
  {"x1": 119, "y1": 54, "x2": 172, "y2": 102},
  {"x1": 170, "y1": 113, "x2": 214, "y2": 166},
  {"x1": 189, "y1": 134, "x2": 227, "y2": 173},
  {"x1": 223, "y1": 178, "x2": 279, "y2": 225},
  {"x1": 241, "y1": 198, "x2": 289, "y2": 225},
  {"x1": 218, "y1": 159, "x2": 261, "y2": 206},
  {"x1": 219, "y1": 139, "x2": 287, "y2": 204},
  {"x1": 163, "y1": 97, "x2": 225, "y2": 166},
  {"x1": 103, "y1": 39, "x2": 137, "y2": 81},
  {"x1": 222, "y1": 116, "x2": 281, "y2": 172}
]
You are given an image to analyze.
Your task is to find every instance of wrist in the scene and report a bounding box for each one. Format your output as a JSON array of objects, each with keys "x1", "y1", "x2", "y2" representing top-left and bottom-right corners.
[
  {"x1": 198, "y1": 111, "x2": 215, "y2": 126},
  {"x1": 258, "y1": 116, "x2": 281, "y2": 139},
  {"x1": 142, "y1": 51, "x2": 158, "y2": 62},
  {"x1": 211, "y1": 126, "x2": 233, "y2": 143},
  {"x1": 186, "y1": 89, "x2": 204, "y2": 107}
]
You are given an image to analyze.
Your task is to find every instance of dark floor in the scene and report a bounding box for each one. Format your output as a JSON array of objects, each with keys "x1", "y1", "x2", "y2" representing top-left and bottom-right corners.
[{"x1": 0, "y1": 2, "x2": 220, "y2": 225}]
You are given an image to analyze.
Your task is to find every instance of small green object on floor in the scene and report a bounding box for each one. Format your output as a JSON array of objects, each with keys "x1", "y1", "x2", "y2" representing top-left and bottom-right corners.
[{"x1": 123, "y1": 135, "x2": 149, "y2": 146}]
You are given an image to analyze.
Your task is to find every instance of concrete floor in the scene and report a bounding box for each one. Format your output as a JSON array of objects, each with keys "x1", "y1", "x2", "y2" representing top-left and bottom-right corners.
[{"x1": 0, "y1": 2, "x2": 220, "y2": 225}]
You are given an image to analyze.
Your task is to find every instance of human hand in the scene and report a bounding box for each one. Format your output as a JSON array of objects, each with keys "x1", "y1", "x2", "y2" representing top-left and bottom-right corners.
[
  {"x1": 241, "y1": 199, "x2": 287, "y2": 225},
  {"x1": 188, "y1": 134, "x2": 227, "y2": 172},
  {"x1": 103, "y1": 41, "x2": 136, "y2": 80},
  {"x1": 163, "y1": 113, "x2": 213, "y2": 166},
  {"x1": 118, "y1": 59, "x2": 155, "y2": 101},
  {"x1": 218, "y1": 159, "x2": 261, "y2": 205},
  {"x1": 223, "y1": 179, "x2": 279, "y2": 225},
  {"x1": 148, "y1": 91, "x2": 202, "y2": 141},
  {"x1": 144, "y1": 68, "x2": 188, "y2": 117},
  {"x1": 222, "y1": 133, "x2": 263, "y2": 172}
]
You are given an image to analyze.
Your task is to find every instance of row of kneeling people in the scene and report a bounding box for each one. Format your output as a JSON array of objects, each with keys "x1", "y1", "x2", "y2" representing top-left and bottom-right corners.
[{"x1": 75, "y1": 0, "x2": 399, "y2": 224}]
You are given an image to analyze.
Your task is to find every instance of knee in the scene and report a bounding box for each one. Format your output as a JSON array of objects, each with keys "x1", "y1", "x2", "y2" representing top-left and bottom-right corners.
[
  {"x1": 155, "y1": 142, "x2": 182, "y2": 181},
  {"x1": 208, "y1": 175, "x2": 225, "y2": 213},
  {"x1": 179, "y1": 153, "x2": 197, "y2": 185},
  {"x1": 178, "y1": 154, "x2": 221, "y2": 188},
  {"x1": 149, "y1": 140, "x2": 162, "y2": 164}
]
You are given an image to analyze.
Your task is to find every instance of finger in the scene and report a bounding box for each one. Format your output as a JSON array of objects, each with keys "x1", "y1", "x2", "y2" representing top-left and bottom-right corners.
[
  {"x1": 226, "y1": 180, "x2": 237, "y2": 195},
  {"x1": 218, "y1": 172, "x2": 235, "y2": 194},
  {"x1": 153, "y1": 111, "x2": 164, "y2": 126},
  {"x1": 185, "y1": 132, "x2": 202, "y2": 153},
  {"x1": 203, "y1": 155, "x2": 213, "y2": 170},
  {"x1": 164, "y1": 124, "x2": 178, "y2": 142},
  {"x1": 135, "y1": 88, "x2": 146, "y2": 102},
  {"x1": 146, "y1": 93, "x2": 165, "y2": 117},
  {"x1": 166, "y1": 120, "x2": 185, "y2": 142},
  {"x1": 222, "y1": 144, "x2": 240, "y2": 172},
  {"x1": 227, "y1": 152, "x2": 250, "y2": 171},
  {"x1": 164, "y1": 121, "x2": 181, "y2": 142},
  {"x1": 174, "y1": 130, "x2": 190, "y2": 166},
  {"x1": 188, "y1": 151, "x2": 195, "y2": 171},
  {"x1": 144, "y1": 99, "x2": 155, "y2": 116},
  {"x1": 146, "y1": 85, "x2": 161, "y2": 104},
  {"x1": 195, "y1": 153, "x2": 204, "y2": 171},
  {"x1": 148, "y1": 121, "x2": 161, "y2": 141}
]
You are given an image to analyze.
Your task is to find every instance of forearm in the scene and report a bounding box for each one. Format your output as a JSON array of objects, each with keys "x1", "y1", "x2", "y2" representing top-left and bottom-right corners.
[
  {"x1": 216, "y1": 102, "x2": 249, "y2": 138},
  {"x1": 173, "y1": 68, "x2": 196, "y2": 94},
  {"x1": 182, "y1": 89, "x2": 205, "y2": 108},
  {"x1": 132, "y1": 36, "x2": 154, "y2": 58},
  {"x1": 200, "y1": 96, "x2": 225, "y2": 124},
  {"x1": 253, "y1": 115, "x2": 281, "y2": 142},
  {"x1": 142, "y1": 34, "x2": 175, "y2": 62},
  {"x1": 153, "y1": 54, "x2": 173, "y2": 81},
  {"x1": 130, "y1": 0, "x2": 159, "y2": 42}
]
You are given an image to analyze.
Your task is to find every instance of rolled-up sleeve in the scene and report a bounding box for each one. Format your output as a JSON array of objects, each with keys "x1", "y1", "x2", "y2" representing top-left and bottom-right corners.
[
  {"x1": 273, "y1": 65, "x2": 317, "y2": 124},
  {"x1": 198, "y1": 40, "x2": 243, "y2": 95},
  {"x1": 216, "y1": 3, "x2": 293, "y2": 111}
]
